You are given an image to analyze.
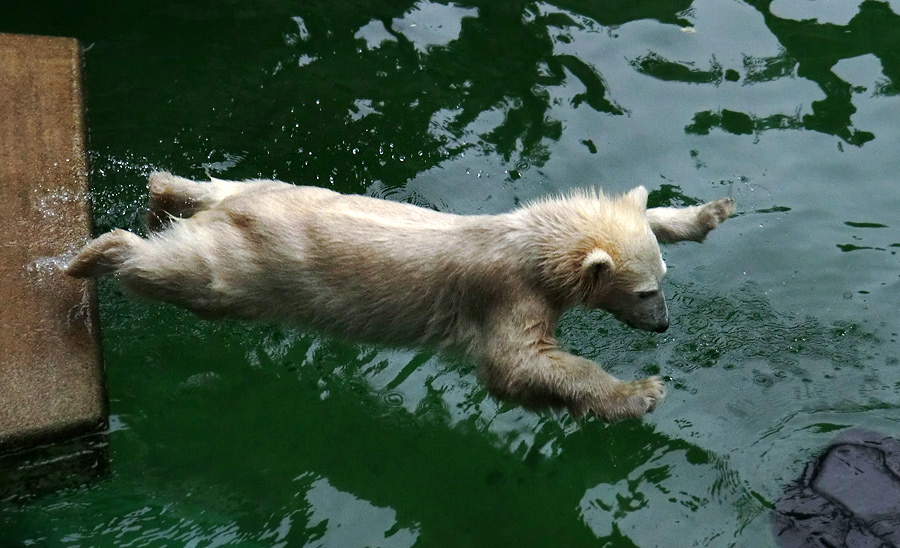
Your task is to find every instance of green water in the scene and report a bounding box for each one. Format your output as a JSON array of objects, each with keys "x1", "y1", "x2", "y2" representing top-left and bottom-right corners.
[{"x1": 4, "y1": 0, "x2": 900, "y2": 546}]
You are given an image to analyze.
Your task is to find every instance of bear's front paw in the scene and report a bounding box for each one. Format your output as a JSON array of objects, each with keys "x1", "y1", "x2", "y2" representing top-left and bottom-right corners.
[
  {"x1": 598, "y1": 376, "x2": 666, "y2": 422},
  {"x1": 700, "y1": 197, "x2": 736, "y2": 229}
]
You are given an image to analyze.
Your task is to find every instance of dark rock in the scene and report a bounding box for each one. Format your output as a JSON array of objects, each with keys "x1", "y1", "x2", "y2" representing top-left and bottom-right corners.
[{"x1": 773, "y1": 429, "x2": 900, "y2": 548}]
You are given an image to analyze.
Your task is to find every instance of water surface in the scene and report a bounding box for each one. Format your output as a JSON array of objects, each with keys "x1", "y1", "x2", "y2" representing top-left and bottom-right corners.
[{"x1": 3, "y1": 0, "x2": 900, "y2": 546}]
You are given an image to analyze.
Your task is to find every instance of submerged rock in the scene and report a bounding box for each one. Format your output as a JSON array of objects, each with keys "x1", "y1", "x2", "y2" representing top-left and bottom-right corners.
[{"x1": 773, "y1": 428, "x2": 900, "y2": 548}]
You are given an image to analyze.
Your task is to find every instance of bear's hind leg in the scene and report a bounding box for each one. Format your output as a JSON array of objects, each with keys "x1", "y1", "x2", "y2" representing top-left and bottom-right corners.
[
  {"x1": 147, "y1": 172, "x2": 216, "y2": 231},
  {"x1": 147, "y1": 172, "x2": 254, "y2": 231},
  {"x1": 67, "y1": 225, "x2": 228, "y2": 316},
  {"x1": 66, "y1": 229, "x2": 143, "y2": 278}
]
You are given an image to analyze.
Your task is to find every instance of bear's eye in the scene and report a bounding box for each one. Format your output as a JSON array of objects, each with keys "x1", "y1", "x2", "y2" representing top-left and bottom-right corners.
[{"x1": 636, "y1": 290, "x2": 658, "y2": 300}]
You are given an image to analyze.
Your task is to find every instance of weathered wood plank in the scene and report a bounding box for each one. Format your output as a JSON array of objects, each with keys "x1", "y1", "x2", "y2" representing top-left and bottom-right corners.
[{"x1": 0, "y1": 33, "x2": 106, "y2": 456}]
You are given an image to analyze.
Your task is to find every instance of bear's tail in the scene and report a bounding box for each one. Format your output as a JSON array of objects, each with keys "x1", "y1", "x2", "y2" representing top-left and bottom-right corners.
[{"x1": 65, "y1": 229, "x2": 142, "y2": 278}]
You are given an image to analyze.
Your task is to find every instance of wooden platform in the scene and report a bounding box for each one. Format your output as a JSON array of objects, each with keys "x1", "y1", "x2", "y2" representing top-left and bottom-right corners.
[{"x1": 0, "y1": 34, "x2": 106, "y2": 461}]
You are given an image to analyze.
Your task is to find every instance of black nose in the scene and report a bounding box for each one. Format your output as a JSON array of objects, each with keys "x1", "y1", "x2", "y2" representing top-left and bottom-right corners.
[{"x1": 654, "y1": 321, "x2": 669, "y2": 333}]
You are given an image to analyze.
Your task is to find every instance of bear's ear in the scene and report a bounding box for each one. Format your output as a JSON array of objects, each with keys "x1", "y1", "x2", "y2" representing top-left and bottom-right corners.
[
  {"x1": 582, "y1": 248, "x2": 615, "y2": 279},
  {"x1": 625, "y1": 186, "x2": 648, "y2": 212}
]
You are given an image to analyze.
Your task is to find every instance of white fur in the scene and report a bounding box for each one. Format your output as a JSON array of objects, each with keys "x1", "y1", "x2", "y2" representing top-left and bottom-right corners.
[{"x1": 67, "y1": 173, "x2": 734, "y2": 422}]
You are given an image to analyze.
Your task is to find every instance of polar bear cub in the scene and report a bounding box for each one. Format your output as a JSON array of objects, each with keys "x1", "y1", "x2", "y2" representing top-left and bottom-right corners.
[{"x1": 67, "y1": 172, "x2": 734, "y2": 422}]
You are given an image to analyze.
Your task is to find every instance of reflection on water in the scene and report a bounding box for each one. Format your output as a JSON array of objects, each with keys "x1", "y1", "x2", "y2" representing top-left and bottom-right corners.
[
  {"x1": 3, "y1": 0, "x2": 900, "y2": 546},
  {"x1": 390, "y1": 2, "x2": 478, "y2": 54},
  {"x1": 303, "y1": 475, "x2": 420, "y2": 548}
]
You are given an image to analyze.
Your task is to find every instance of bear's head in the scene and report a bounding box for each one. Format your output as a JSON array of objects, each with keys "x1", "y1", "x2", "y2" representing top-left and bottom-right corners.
[{"x1": 531, "y1": 186, "x2": 669, "y2": 332}]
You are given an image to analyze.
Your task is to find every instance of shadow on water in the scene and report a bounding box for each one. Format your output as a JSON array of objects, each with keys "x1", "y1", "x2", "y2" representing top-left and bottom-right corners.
[
  {"x1": 0, "y1": 282, "x2": 751, "y2": 546},
  {"x1": 12, "y1": 266, "x2": 881, "y2": 546}
]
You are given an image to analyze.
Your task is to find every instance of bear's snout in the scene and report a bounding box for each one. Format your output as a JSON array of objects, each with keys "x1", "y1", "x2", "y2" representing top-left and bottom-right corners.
[
  {"x1": 627, "y1": 317, "x2": 669, "y2": 333},
  {"x1": 617, "y1": 289, "x2": 669, "y2": 334}
]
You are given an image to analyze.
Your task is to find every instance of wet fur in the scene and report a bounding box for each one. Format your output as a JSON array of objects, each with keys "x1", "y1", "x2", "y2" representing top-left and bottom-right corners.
[{"x1": 68, "y1": 172, "x2": 734, "y2": 422}]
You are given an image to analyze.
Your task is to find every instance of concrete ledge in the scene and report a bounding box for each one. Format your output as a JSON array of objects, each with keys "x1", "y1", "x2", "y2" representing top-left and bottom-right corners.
[{"x1": 0, "y1": 34, "x2": 107, "y2": 456}]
